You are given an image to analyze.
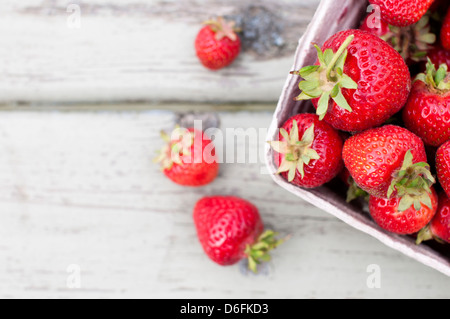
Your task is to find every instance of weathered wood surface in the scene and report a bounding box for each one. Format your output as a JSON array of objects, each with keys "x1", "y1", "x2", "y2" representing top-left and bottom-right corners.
[
  {"x1": 0, "y1": 108, "x2": 448, "y2": 299},
  {"x1": 0, "y1": 0, "x2": 320, "y2": 104}
]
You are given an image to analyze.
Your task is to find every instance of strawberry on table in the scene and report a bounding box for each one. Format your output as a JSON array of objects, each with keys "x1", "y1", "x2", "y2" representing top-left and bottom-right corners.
[
  {"x1": 268, "y1": 113, "x2": 343, "y2": 188},
  {"x1": 343, "y1": 125, "x2": 435, "y2": 204},
  {"x1": 442, "y1": 7, "x2": 450, "y2": 50},
  {"x1": 368, "y1": 0, "x2": 435, "y2": 27},
  {"x1": 403, "y1": 59, "x2": 450, "y2": 147},
  {"x1": 369, "y1": 188, "x2": 438, "y2": 235},
  {"x1": 417, "y1": 192, "x2": 450, "y2": 244},
  {"x1": 292, "y1": 29, "x2": 411, "y2": 132},
  {"x1": 195, "y1": 17, "x2": 241, "y2": 70},
  {"x1": 193, "y1": 196, "x2": 284, "y2": 272},
  {"x1": 154, "y1": 127, "x2": 219, "y2": 187}
]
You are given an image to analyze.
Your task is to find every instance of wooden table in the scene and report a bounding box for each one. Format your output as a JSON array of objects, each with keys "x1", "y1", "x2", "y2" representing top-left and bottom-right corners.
[{"x1": 0, "y1": 0, "x2": 449, "y2": 299}]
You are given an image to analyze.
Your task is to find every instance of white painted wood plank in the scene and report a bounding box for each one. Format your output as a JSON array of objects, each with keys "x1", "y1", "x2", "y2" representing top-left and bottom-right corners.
[
  {"x1": 0, "y1": 109, "x2": 448, "y2": 298},
  {"x1": 0, "y1": 0, "x2": 320, "y2": 104}
]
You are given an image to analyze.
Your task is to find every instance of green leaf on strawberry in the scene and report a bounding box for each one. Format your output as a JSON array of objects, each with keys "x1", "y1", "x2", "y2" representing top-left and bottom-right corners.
[
  {"x1": 292, "y1": 35, "x2": 358, "y2": 120},
  {"x1": 245, "y1": 230, "x2": 286, "y2": 273},
  {"x1": 269, "y1": 121, "x2": 320, "y2": 181},
  {"x1": 388, "y1": 150, "x2": 436, "y2": 212},
  {"x1": 416, "y1": 59, "x2": 450, "y2": 92}
]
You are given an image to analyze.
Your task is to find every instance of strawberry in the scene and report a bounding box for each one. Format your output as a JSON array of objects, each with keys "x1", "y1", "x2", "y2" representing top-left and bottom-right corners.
[
  {"x1": 360, "y1": 13, "x2": 390, "y2": 37},
  {"x1": 403, "y1": 59, "x2": 450, "y2": 147},
  {"x1": 343, "y1": 125, "x2": 435, "y2": 206},
  {"x1": 442, "y1": 8, "x2": 450, "y2": 50},
  {"x1": 427, "y1": 45, "x2": 450, "y2": 69},
  {"x1": 193, "y1": 196, "x2": 283, "y2": 272},
  {"x1": 417, "y1": 192, "x2": 450, "y2": 244},
  {"x1": 361, "y1": 14, "x2": 436, "y2": 64},
  {"x1": 369, "y1": 188, "x2": 438, "y2": 235},
  {"x1": 269, "y1": 113, "x2": 343, "y2": 188},
  {"x1": 154, "y1": 127, "x2": 219, "y2": 186},
  {"x1": 195, "y1": 17, "x2": 241, "y2": 70},
  {"x1": 368, "y1": 0, "x2": 435, "y2": 27},
  {"x1": 436, "y1": 140, "x2": 450, "y2": 197},
  {"x1": 292, "y1": 30, "x2": 411, "y2": 132}
]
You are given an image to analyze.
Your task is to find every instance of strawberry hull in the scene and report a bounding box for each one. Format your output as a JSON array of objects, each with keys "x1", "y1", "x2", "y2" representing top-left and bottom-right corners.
[{"x1": 265, "y1": 0, "x2": 450, "y2": 277}]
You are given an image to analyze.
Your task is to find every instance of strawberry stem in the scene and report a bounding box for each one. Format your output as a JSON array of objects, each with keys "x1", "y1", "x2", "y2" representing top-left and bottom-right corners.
[
  {"x1": 292, "y1": 35, "x2": 358, "y2": 119},
  {"x1": 326, "y1": 35, "x2": 354, "y2": 81},
  {"x1": 268, "y1": 121, "x2": 320, "y2": 182},
  {"x1": 245, "y1": 230, "x2": 287, "y2": 273},
  {"x1": 388, "y1": 150, "x2": 435, "y2": 212}
]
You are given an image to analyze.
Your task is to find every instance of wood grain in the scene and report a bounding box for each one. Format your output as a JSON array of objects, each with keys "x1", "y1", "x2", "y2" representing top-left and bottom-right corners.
[
  {"x1": 0, "y1": 108, "x2": 448, "y2": 298},
  {"x1": 0, "y1": 0, "x2": 320, "y2": 104}
]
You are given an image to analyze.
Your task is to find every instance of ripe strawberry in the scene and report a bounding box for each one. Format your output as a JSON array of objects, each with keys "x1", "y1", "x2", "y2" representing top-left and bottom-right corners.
[
  {"x1": 292, "y1": 30, "x2": 411, "y2": 132},
  {"x1": 442, "y1": 8, "x2": 450, "y2": 50},
  {"x1": 154, "y1": 127, "x2": 219, "y2": 186},
  {"x1": 403, "y1": 60, "x2": 450, "y2": 147},
  {"x1": 193, "y1": 196, "x2": 283, "y2": 272},
  {"x1": 368, "y1": 0, "x2": 435, "y2": 27},
  {"x1": 195, "y1": 17, "x2": 241, "y2": 70},
  {"x1": 369, "y1": 188, "x2": 438, "y2": 235},
  {"x1": 269, "y1": 113, "x2": 343, "y2": 188},
  {"x1": 361, "y1": 14, "x2": 436, "y2": 64},
  {"x1": 417, "y1": 192, "x2": 450, "y2": 244},
  {"x1": 343, "y1": 125, "x2": 435, "y2": 203},
  {"x1": 360, "y1": 13, "x2": 390, "y2": 37},
  {"x1": 436, "y1": 140, "x2": 450, "y2": 197},
  {"x1": 427, "y1": 45, "x2": 450, "y2": 69}
]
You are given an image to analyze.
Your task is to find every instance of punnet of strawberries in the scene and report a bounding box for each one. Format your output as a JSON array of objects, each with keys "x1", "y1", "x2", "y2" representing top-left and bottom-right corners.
[
  {"x1": 155, "y1": 1, "x2": 450, "y2": 274},
  {"x1": 270, "y1": 0, "x2": 450, "y2": 246}
]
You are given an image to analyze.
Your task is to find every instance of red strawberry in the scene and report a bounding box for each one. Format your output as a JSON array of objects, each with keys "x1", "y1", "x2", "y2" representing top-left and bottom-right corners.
[
  {"x1": 195, "y1": 17, "x2": 241, "y2": 70},
  {"x1": 368, "y1": 0, "x2": 435, "y2": 27},
  {"x1": 442, "y1": 8, "x2": 450, "y2": 50},
  {"x1": 361, "y1": 14, "x2": 436, "y2": 64},
  {"x1": 417, "y1": 192, "x2": 450, "y2": 244},
  {"x1": 436, "y1": 140, "x2": 450, "y2": 197},
  {"x1": 427, "y1": 45, "x2": 450, "y2": 69},
  {"x1": 369, "y1": 188, "x2": 438, "y2": 235},
  {"x1": 269, "y1": 113, "x2": 343, "y2": 188},
  {"x1": 154, "y1": 127, "x2": 219, "y2": 186},
  {"x1": 292, "y1": 30, "x2": 411, "y2": 132},
  {"x1": 360, "y1": 13, "x2": 390, "y2": 37},
  {"x1": 193, "y1": 196, "x2": 283, "y2": 272},
  {"x1": 343, "y1": 125, "x2": 435, "y2": 202},
  {"x1": 403, "y1": 60, "x2": 450, "y2": 147}
]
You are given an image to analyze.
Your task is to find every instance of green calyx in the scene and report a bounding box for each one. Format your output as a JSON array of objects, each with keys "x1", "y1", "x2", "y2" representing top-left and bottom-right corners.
[
  {"x1": 204, "y1": 17, "x2": 239, "y2": 41},
  {"x1": 416, "y1": 226, "x2": 445, "y2": 245},
  {"x1": 346, "y1": 176, "x2": 369, "y2": 203},
  {"x1": 268, "y1": 121, "x2": 320, "y2": 182},
  {"x1": 416, "y1": 226, "x2": 434, "y2": 245},
  {"x1": 415, "y1": 59, "x2": 450, "y2": 93},
  {"x1": 244, "y1": 230, "x2": 286, "y2": 273},
  {"x1": 382, "y1": 15, "x2": 436, "y2": 62},
  {"x1": 153, "y1": 127, "x2": 194, "y2": 170},
  {"x1": 291, "y1": 35, "x2": 358, "y2": 120},
  {"x1": 388, "y1": 150, "x2": 435, "y2": 212}
]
